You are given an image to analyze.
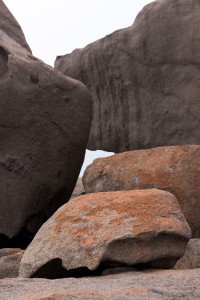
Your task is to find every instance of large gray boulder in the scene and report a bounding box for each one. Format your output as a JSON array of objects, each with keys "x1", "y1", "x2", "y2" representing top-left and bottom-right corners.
[
  {"x1": 55, "y1": 0, "x2": 200, "y2": 153},
  {"x1": 0, "y1": 0, "x2": 92, "y2": 240}
]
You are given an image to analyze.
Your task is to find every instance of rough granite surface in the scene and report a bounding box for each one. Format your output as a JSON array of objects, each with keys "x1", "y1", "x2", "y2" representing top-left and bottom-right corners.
[
  {"x1": 83, "y1": 145, "x2": 200, "y2": 237},
  {"x1": 19, "y1": 189, "x2": 191, "y2": 278},
  {"x1": 1, "y1": 269, "x2": 200, "y2": 299}
]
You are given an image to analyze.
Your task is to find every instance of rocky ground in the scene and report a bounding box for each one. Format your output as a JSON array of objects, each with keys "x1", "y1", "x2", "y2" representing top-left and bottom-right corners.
[{"x1": 0, "y1": 269, "x2": 200, "y2": 300}]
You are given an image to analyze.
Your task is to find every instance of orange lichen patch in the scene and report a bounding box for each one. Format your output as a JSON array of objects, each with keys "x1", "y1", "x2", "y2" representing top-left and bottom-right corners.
[
  {"x1": 51, "y1": 189, "x2": 190, "y2": 249},
  {"x1": 83, "y1": 145, "x2": 200, "y2": 236},
  {"x1": 19, "y1": 188, "x2": 191, "y2": 278}
]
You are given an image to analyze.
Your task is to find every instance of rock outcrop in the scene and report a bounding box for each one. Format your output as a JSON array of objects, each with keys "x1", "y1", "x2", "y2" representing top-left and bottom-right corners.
[
  {"x1": 55, "y1": 0, "x2": 200, "y2": 153},
  {"x1": 83, "y1": 145, "x2": 200, "y2": 237},
  {"x1": 0, "y1": 248, "x2": 24, "y2": 278},
  {"x1": 19, "y1": 189, "x2": 191, "y2": 278},
  {"x1": 0, "y1": 0, "x2": 92, "y2": 241},
  {"x1": 1, "y1": 269, "x2": 200, "y2": 299},
  {"x1": 175, "y1": 239, "x2": 200, "y2": 270}
]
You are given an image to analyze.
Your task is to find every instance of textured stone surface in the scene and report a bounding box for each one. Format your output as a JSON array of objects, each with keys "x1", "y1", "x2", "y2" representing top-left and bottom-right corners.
[
  {"x1": 56, "y1": 0, "x2": 200, "y2": 153},
  {"x1": 1, "y1": 269, "x2": 200, "y2": 299},
  {"x1": 0, "y1": 248, "x2": 24, "y2": 278},
  {"x1": 70, "y1": 177, "x2": 85, "y2": 199},
  {"x1": 83, "y1": 145, "x2": 200, "y2": 237},
  {"x1": 19, "y1": 189, "x2": 191, "y2": 278},
  {"x1": 0, "y1": 1, "x2": 92, "y2": 239},
  {"x1": 175, "y1": 239, "x2": 200, "y2": 269}
]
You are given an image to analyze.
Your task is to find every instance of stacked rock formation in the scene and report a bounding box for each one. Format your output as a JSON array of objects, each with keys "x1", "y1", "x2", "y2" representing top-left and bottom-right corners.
[
  {"x1": 0, "y1": 0, "x2": 200, "y2": 298},
  {"x1": 0, "y1": 0, "x2": 92, "y2": 244}
]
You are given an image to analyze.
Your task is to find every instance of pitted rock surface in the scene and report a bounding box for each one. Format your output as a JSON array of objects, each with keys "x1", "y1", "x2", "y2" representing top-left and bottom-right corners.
[{"x1": 56, "y1": 0, "x2": 200, "y2": 153}]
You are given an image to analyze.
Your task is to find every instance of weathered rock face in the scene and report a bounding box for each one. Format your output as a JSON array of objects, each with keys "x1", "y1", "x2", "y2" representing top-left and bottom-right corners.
[
  {"x1": 174, "y1": 239, "x2": 200, "y2": 270},
  {"x1": 1, "y1": 269, "x2": 200, "y2": 300},
  {"x1": 19, "y1": 189, "x2": 191, "y2": 278},
  {"x1": 0, "y1": 248, "x2": 24, "y2": 278},
  {"x1": 83, "y1": 145, "x2": 200, "y2": 237},
  {"x1": 55, "y1": 0, "x2": 200, "y2": 153},
  {"x1": 0, "y1": 0, "x2": 31, "y2": 52},
  {"x1": 0, "y1": 0, "x2": 92, "y2": 240}
]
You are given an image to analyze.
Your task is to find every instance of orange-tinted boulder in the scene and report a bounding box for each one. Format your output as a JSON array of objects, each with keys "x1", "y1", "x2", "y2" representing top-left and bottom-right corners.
[
  {"x1": 83, "y1": 145, "x2": 200, "y2": 237},
  {"x1": 19, "y1": 189, "x2": 191, "y2": 278}
]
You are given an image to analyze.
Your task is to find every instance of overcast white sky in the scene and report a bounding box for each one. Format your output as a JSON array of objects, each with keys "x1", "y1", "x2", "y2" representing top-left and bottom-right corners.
[{"x1": 4, "y1": 0, "x2": 153, "y2": 175}]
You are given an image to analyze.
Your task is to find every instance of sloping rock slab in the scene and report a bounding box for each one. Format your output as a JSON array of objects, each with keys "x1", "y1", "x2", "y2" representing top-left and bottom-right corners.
[
  {"x1": 175, "y1": 239, "x2": 200, "y2": 269},
  {"x1": 0, "y1": 248, "x2": 24, "y2": 278},
  {"x1": 83, "y1": 145, "x2": 200, "y2": 237},
  {"x1": 19, "y1": 189, "x2": 191, "y2": 278},
  {"x1": 0, "y1": 1, "x2": 92, "y2": 239},
  {"x1": 55, "y1": 0, "x2": 200, "y2": 153},
  {"x1": 1, "y1": 269, "x2": 200, "y2": 299}
]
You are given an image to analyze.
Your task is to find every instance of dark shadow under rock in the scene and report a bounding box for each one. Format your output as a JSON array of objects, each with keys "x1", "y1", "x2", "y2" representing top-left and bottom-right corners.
[
  {"x1": 0, "y1": 229, "x2": 34, "y2": 250},
  {"x1": 30, "y1": 258, "x2": 106, "y2": 279},
  {"x1": 30, "y1": 258, "x2": 137, "y2": 279},
  {"x1": 29, "y1": 256, "x2": 178, "y2": 279},
  {"x1": 101, "y1": 266, "x2": 137, "y2": 276}
]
